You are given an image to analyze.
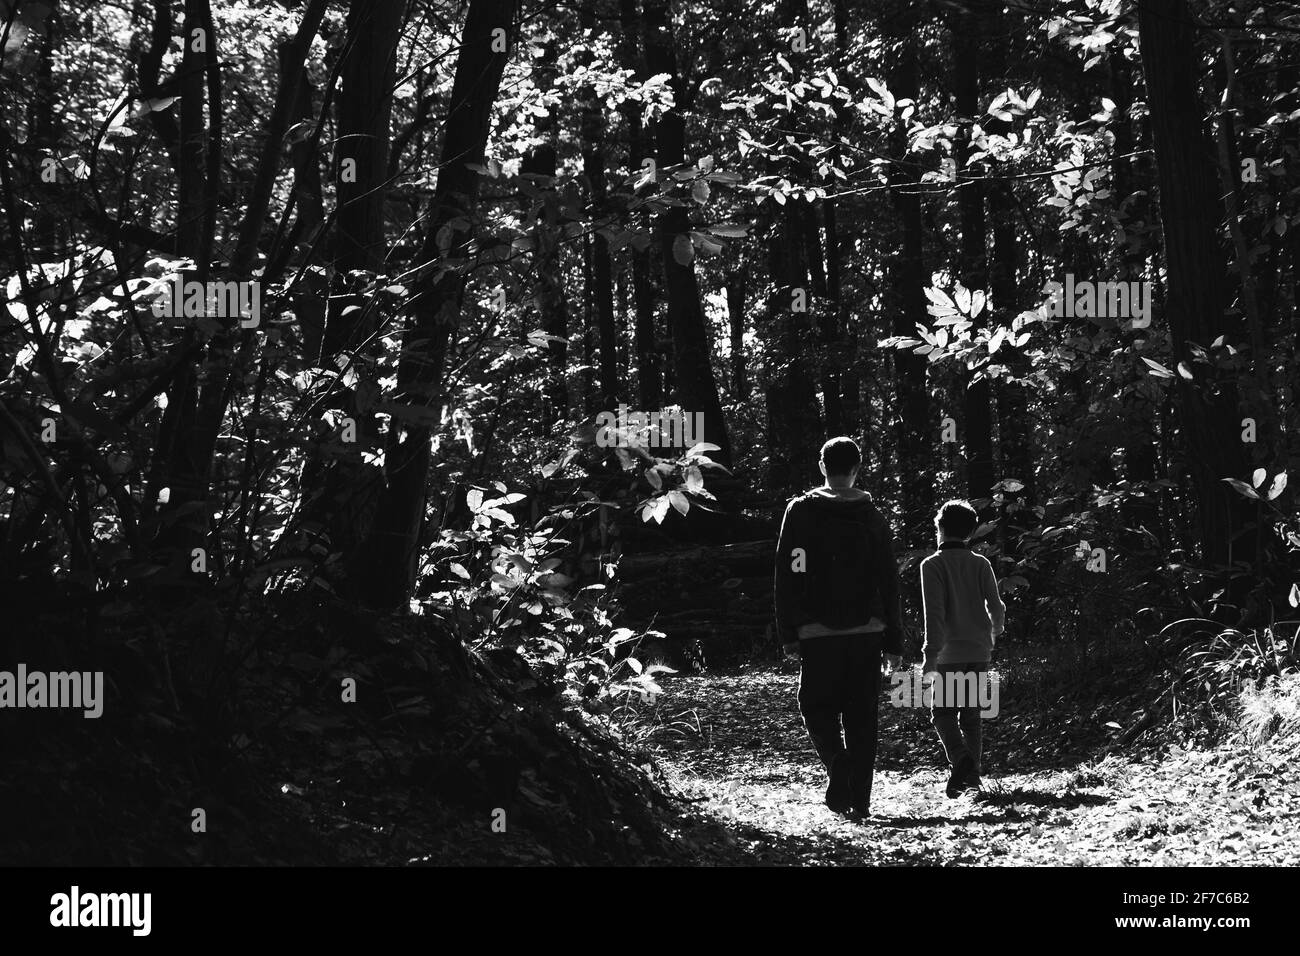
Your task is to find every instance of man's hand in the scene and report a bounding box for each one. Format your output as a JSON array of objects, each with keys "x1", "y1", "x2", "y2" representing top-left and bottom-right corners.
[{"x1": 882, "y1": 652, "x2": 902, "y2": 674}]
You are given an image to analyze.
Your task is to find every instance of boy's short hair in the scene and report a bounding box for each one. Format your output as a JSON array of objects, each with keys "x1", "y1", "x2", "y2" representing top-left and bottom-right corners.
[
  {"x1": 820, "y1": 436, "x2": 861, "y2": 476},
  {"x1": 935, "y1": 499, "x2": 979, "y2": 539}
]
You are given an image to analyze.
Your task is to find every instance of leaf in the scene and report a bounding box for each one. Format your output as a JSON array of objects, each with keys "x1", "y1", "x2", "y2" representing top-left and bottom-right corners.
[
  {"x1": 449, "y1": 562, "x2": 470, "y2": 580},
  {"x1": 668, "y1": 489, "x2": 690, "y2": 515},
  {"x1": 684, "y1": 464, "x2": 704, "y2": 494},
  {"x1": 1252, "y1": 468, "x2": 1267, "y2": 489},
  {"x1": 527, "y1": 329, "x2": 567, "y2": 348},
  {"x1": 1141, "y1": 357, "x2": 1174, "y2": 379},
  {"x1": 954, "y1": 284, "x2": 972, "y2": 315},
  {"x1": 672, "y1": 234, "x2": 695, "y2": 265},
  {"x1": 466, "y1": 489, "x2": 484, "y2": 512},
  {"x1": 541, "y1": 448, "x2": 578, "y2": 478},
  {"x1": 1104, "y1": 721, "x2": 1122, "y2": 730},
  {"x1": 706, "y1": 223, "x2": 750, "y2": 237},
  {"x1": 924, "y1": 286, "x2": 957, "y2": 313},
  {"x1": 686, "y1": 441, "x2": 721, "y2": 457},
  {"x1": 1290, "y1": 583, "x2": 1300, "y2": 608},
  {"x1": 645, "y1": 466, "x2": 663, "y2": 490},
  {"x1": 1223, "y1": 478, "x2": 1259, "y2": 500},
  {"x1": 865, "y1": 76, "x2": 894, "y2": 110},
  {"x1": 691, "y1": 180, "x2": 711, "y2": 204},
  {"x1": 1268, "y1": 472, "x2": 1287, "y2": 500}
]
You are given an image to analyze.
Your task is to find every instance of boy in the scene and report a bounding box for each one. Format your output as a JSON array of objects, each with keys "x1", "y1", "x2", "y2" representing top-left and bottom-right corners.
[
  {"x1": 920, "y1": 500, "x2": 1006, "y2": 797},
  {"x1": 774, "y1": 437, "x2": 903, "y2": 817}
]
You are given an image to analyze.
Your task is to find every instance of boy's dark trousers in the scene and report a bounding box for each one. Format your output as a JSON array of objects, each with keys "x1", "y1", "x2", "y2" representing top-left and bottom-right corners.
[
  {"x1": 928, "y1": 661, "x2": 987, "y2": 774},
  {"x1": 796, "y1": 632, "x2": 883, "y2": 805}
]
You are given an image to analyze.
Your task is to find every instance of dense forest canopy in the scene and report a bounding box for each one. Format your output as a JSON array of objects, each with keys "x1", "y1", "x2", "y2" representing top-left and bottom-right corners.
[{"x1": 2, "y1": 0, "x2": 1300, "y2": 866}]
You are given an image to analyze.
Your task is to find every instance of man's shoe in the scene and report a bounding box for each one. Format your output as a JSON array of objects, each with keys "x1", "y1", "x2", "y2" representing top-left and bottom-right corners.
[
  {"x1": 850, "y1": 775, "x2": 871, "y2": 816},
  {"x1": 825, "y1": 753, "x2": 852, "y2": 813},
  {"x1": 946, "y1": 755, "x2": 975, "y2": 798}
]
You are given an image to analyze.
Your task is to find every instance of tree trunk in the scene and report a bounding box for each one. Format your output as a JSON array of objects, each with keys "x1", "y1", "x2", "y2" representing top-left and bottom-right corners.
[
  {"x1": 579, "y1": 7, "x2": 620, "y2": 410},
  {"x1": 885, "y1": 7, "x2": 933, "y2": 540},
  {"x1": 321, "y1": 0, "x2": 404, "y2": 359},
  {"x1": 1136, "y1": 0, "x2": 1257, "y2": 574},
  {"x1": 618, "y1": 0, "x2": 660, "y2": 412},
  {"x1": 520, "y1": 50, "x2": 568, "y2": 435},
  {"x1": 350, "y1": 0, "x2": 518, "y2": 608},
  {"x1": 1109, "y1": 53, "x2": 1160, "y2": 535},
  {"x1": 149, "y1": 0, "x2": 220, "y2": 569},
  {"x1": 951, "y1": 2, "x2": 994, "y2": 511},
  {"x1": 641, "y1": 0, "x2": 732, "y2": 465},
  {"x1": 827, "y1": 0, "x2": 857, "y2": 435},
  {"x1": 726, "y1": 268, "x2": 747, "y2": 399}
]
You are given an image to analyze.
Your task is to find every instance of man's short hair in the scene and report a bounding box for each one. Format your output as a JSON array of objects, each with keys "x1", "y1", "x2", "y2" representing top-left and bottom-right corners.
[
  {"x1": 935, "y1": 499, "x2": 979, "y2": 539},
  {"x1": 820, "y1": 436, "x2": 861, "y2": 476}
]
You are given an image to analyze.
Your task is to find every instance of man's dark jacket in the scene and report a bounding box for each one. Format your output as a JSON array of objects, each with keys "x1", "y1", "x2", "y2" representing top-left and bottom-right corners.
[{"x1": 773, "y1": 489, "x2": 904, "y2": 654}]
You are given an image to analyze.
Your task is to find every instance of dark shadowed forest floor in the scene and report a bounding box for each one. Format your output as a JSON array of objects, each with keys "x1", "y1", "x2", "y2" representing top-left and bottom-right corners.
[
  {"x1": 643, "y1": 662, "x2": 1300, "y2": 865},
  {"x1": 8, "y1": 607, "x2": 1298, "y2": 867}
]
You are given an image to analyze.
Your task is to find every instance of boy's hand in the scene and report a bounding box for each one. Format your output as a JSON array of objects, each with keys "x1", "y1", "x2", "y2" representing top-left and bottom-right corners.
[{"x1": 882, "y1": 653, "x2": 902, "y2": 673}]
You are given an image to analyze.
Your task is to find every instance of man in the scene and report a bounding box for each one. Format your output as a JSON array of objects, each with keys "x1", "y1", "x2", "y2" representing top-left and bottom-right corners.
[{"x1": 774, "y1": 437, "x2": 904, "y2": 817}]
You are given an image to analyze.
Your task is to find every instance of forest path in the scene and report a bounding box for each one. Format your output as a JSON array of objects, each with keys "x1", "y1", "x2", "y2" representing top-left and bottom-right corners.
[{"x1": 649, "y1": 663, "x2": 1300, "y2": 865}]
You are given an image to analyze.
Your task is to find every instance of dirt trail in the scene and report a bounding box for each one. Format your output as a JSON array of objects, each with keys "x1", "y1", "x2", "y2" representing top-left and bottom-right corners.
[{"x1": 649, "y1": 663, "x2": 1300, "y2": 865}]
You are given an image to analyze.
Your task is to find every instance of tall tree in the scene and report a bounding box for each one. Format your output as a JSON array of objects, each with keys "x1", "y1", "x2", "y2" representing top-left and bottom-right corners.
[
  {"x1": 951, "y1": 0, "x2": 994, "y2": 511},
  {"x1": 298, "y1": 0, "x2": 405, "y2": 560},
  {"x1": 883, "y1": 3, "x2": 933, "y2": 539},
  {"x1": 322, "y1": 0, "x2": 406, "y2": 360},
  {"x1": 520, "y1": 47, "x2": 568, "y2": 434},
  {"x1": 1137, "y1": 0, "x2": 1258, "y2": 574},
  {"x1": 641, "y1": 0, "x2": 732, "y2": 465},
  {"x1": 351, "y1": 0, "x2": 519, "y2": 608},
  {"x1": 579, "y1": 1, "x2": 620, "y2": 408},
  {"x1": 618, "y1": 0, "x2": 660, "y2": 411}
]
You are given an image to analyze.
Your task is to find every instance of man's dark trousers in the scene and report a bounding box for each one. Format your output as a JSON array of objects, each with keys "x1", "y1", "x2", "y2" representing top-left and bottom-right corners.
[{"x1": 796, "y1": 632, "x2": 883, "y2": 806}]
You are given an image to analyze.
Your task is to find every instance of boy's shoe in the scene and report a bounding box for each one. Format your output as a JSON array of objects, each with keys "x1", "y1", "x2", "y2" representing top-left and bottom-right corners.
[
  {"x1": 825, "y1": 753, "x2": 852, "y2": 813},
  {"x1": 946, "y1": 755, "x2": 975, "y2": 798}
]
